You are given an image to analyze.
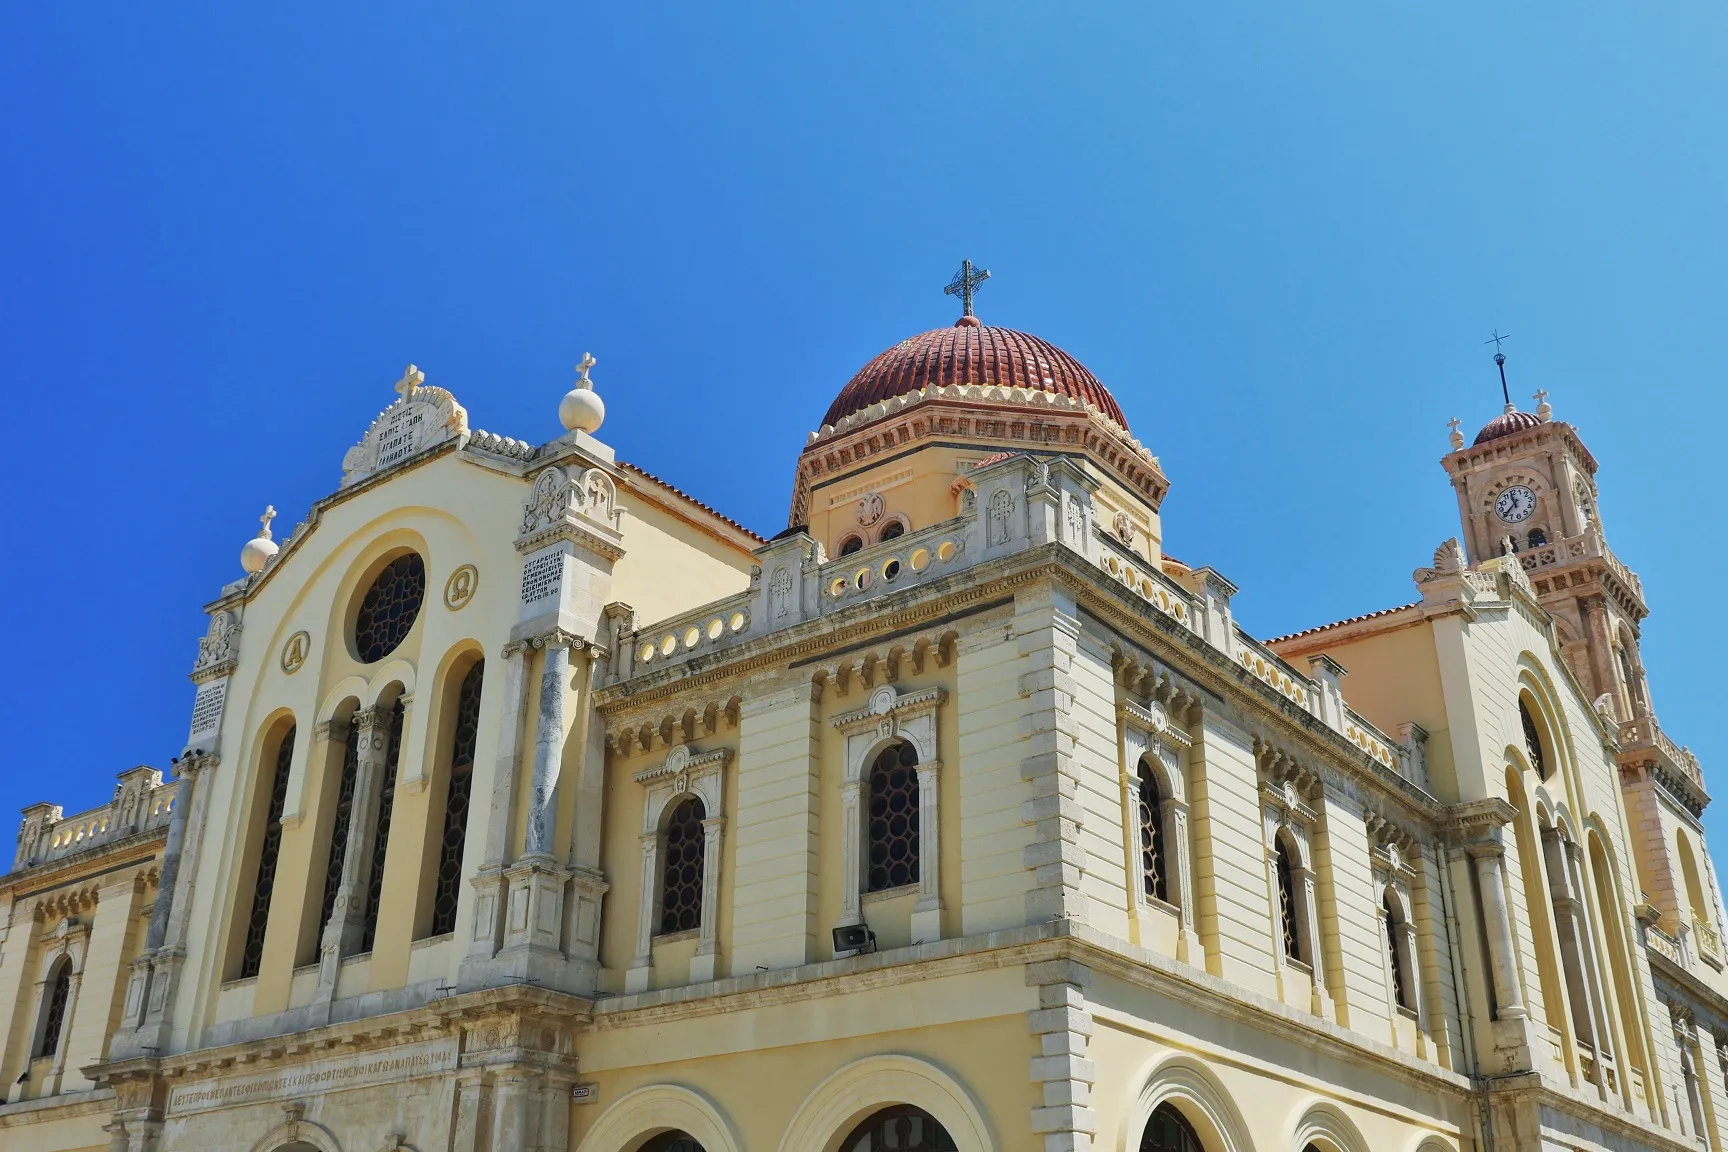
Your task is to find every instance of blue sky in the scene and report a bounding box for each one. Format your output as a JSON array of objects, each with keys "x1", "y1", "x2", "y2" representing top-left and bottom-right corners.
[{"x1": 3, "y1": 4, "x2": 1725, "y2": 859}]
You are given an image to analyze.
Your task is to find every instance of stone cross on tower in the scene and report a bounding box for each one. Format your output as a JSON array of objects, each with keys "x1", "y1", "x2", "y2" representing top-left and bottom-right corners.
[
  {"x1": 575, "y1": 352, "x2": 596, "y2": 386},
  {"x1": 944, "y1": 259, "x2": 990, "y2": 319},
  {"x1": 395, "y1": 364, "x2": 425, "y2": 399},
  {"x1": 259, "y1": 505, "x2": 277, "y2": 540},
  {"x1": 1447, "y1": 418, "x2": 1463, "y2": 450}
]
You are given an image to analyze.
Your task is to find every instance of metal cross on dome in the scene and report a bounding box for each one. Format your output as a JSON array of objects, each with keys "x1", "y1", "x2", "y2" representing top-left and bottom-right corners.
[{"x1": 944, "y1": 259, "x2": 990, "y2": 318}]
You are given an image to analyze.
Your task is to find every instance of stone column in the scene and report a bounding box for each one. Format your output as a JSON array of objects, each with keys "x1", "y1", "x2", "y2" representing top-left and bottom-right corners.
[
  {"x1": 691, "y1": 815, "x2": 726, "y2": 981},
  {"x1": 564, "y1": 647, "x2": 610, "y2": 989},
  {"x1": 1163, "y1": 797, "x2": 1197, "y2": 963},
  {"x1": 123, "y1": 752, "x2": 219, "y2": 1059},
  {"x1": 838, "y1": 777, "x2": 865, "y2": 929},
  {"x1": 627, "y1": 834, "x2": 658, "y2": 992},
  {"x1": 911, "y1": 760, "x2": 943, "y2": 943},
  {"x1": 1468, "y1": 840, "x2": 1536, "y2": 1067},
  {"x1": 461, "y1": 641, "x2": 529, "y2": 983},
  {"x1": 318, "y1": 704, "x2": 391, "y2": 994},
  {"x1": 495, "y1": 632, "x2": 575, "y2": 989}
]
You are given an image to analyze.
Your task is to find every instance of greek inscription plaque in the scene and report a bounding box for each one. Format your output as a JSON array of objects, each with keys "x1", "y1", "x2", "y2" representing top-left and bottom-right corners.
[
  {"x1": 375, "y1": 405, "x2": 427, "y2": 470},
  {"x1": 520, "y1": 551, "x2": 564, "y2": 607},
  {"x1": 188, "y1": 680, "x2": 227, "y2": 740}
]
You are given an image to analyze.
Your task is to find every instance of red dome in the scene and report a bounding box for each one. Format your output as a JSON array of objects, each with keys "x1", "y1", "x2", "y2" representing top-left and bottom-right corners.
[
  {"x1": 1473, "y1": 407, "x2": 1544, "y2": 445},
  {"x1": 822, "y1": 322, "x2": 1128, "y2": 430}
]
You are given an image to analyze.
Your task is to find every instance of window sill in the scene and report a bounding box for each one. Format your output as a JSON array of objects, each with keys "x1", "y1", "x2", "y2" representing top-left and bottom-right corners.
[
  {"x1": 1396, "y1": 1004, "x2": 1420, "y2": 1022},
  {"x1": 1141, "y1": 894, "x2": 1180, "y2": 917},
  {"x1": 412, "y1": 932, "x2": 455, "y2": 950},
  {"x1": 653, "y1": 928, "x2": 699, "y2": 944},
  {"x1": 1285, "y1": 957, "x2": 1313, "y2": 977},
  {"x1": 863, "y1": 883, "x2": 920, "y2": 904},
  {"x1": 219, "y1": 975, "x2": 259, "y2": 991}
]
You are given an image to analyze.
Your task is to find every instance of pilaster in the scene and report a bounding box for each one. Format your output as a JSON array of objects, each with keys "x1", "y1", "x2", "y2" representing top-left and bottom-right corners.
[
  {"x1": 1027, "y1": 958, "x2": 1097, "y2": 1152},
  {"x1": 1015, "y1": 583, "x2": 1088, "y2": 927}
]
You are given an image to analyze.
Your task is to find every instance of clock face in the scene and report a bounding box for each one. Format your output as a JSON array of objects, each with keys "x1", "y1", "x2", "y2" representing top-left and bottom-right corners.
[{"x1": 1495, "y1": 485, "x2": 1537, "y2": 524}]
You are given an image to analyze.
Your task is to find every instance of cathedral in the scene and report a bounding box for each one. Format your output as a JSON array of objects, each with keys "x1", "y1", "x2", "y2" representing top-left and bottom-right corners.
[{"x1": 0, "y1": 272, "x2": 1722, "y2": 1152}]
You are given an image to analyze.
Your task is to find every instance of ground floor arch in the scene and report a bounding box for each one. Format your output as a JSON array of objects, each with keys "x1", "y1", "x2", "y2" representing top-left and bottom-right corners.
[{"x1": 776, "y1": 1054, "x2": 995, "y2": 1152}]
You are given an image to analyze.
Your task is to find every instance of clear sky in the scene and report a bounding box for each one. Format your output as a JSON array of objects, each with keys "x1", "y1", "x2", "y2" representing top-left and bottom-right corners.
[{"x1": 3, "y1": 5, "x2": 1724, "y2": 859}]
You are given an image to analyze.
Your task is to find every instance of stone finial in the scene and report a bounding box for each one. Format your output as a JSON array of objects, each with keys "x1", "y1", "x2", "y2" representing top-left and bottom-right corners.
[
  {"x1": 1447, "y1": 417, "x2": 1464, "y2": 450},
  {"x1": 240, "y1": 505, "x2": 280, "y2": 574},
  {"x1": 560, "y1": 352, "x2": 606, "y2": 434},
  {"x1": 1533, "y1": 389, "x2": 1551, "y2": 422},
  {"x1": 1433, "y1": 537, "x2": 1466, "y2": 573},
  {"x1": 1500, "y1": 535, "x2": 1517, "y2": 557},
  {"x1": 395, "y1": 364, "x2": 425, "y2": 399}
]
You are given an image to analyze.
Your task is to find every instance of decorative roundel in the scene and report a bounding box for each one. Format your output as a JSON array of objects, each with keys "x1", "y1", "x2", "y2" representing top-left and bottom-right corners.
[
  {"x1": 1495, "y1": 484, "x2": 1538, "y2": 525},
  {"x1": 354, "y1": 553, "x2": 426, "y2": 663},
  {"x1": 857, "y1": 492, "x2": 886, "y2": 527},
  {"x1": 444, "y1": 564, "x2": 478, "y2": 611},
  {"x1": 281, "y1": 631, "x2": 311, "y2": 674}
]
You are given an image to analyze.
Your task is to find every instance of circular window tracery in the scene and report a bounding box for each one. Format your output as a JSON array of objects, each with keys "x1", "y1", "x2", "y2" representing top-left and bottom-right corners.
[{"x1": 353, "y1": 553, "x2": 426, "y2": 663}]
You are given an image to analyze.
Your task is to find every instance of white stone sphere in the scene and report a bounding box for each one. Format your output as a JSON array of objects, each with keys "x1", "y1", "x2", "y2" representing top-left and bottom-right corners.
[
  {"x1": 241, "y1": 535, "x2": 280, "y2": 574},
  {"x1": 559, "y1": 387, "x2": 606, "y2": 434}
]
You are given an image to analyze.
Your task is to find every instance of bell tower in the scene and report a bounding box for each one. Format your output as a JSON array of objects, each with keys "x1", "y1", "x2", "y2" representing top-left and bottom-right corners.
[{"x1": 1440, "y1": 359, "x2": 1651, "y2": 725}]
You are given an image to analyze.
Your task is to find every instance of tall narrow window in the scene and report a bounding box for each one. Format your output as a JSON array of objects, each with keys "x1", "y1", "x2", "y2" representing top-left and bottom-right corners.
[
  {"x1": 1527, "y1": 527, "x2": 1548, "y2": 548},
  {"x1": 37, "y1": 961, "x2": 71, "y2": 1057},
  {"x1": 659, "y1": 796, "x2": 706, "y2": 934},
  {"x1": 1276, "y1": 837, "x2": 1303, "y2": 964},
  {"x1": 360, "y1": 700, "x2": 405, "y2": 953},
  {"x1": 866, "y1": 742, "x2": 920, "y2": 892},
  {"x1": 240, "y1": 725, "x2": 296, "y2": 978},
  {"x1": 429, "y1": 661, "x2": 484, "y2": 938},
  {"x1": 319, "y1": 719, "x2": 361, "y2": 933},
  {"x1": 1136, "y1": 761, "x2": 1168, "y2": 903},
  {"x1": 1520, "y1": 701, "x2": 1548, "y2": 778},
  {"x1": 1384, "y1": 893, "x2": 1415, "y2": 1012},
  {"x1": 1139, "y1": 1103, "x2": 1203, "y2": 1152}
]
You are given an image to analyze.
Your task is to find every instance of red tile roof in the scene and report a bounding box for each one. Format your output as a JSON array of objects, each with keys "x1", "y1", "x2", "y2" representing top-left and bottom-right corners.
[
  {"x1": 618, "y1": 461, "x2": 764, "y2": 544},
  {"x1": 1262, "y1": 602, "x2": 1421, "y2": 647}
]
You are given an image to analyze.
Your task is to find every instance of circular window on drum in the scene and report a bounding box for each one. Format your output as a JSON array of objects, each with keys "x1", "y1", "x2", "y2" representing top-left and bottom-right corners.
[{"x1": 353, "y1": 553, "x2": 426, "y2": 663}]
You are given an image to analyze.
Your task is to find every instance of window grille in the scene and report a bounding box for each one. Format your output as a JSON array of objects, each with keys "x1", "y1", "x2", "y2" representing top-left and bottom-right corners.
[
  {"x1": 360, "y1": 700, "x2": 405, "y2": 953},
  {"x1": 319, "y1": 721, "x2": 360, "y2": 933},
  {"x1": 37, "y1": 962, "x2": 71, "y2": 1057},
  {"x1": 430, "y1": 661, "x2": 484, "y2": 937},
  {"x1": 1139, "y1": 1104, "x2": 1204, "y2": 1152},
  {"x1": 867, "y1": 742, "x2": 920, "y2": 892},
  {"x1": 1521, "y1": 701, "x2": 1548, "y2": 778},
  {"x1": 878, "y1": 520, "x2": 905, "y2": 542},
  {"x1": 1385, "y1": 893, "x2": 1412, "y2": 1011},
  {"x1": 240, "y1": 725, "x2": 296, "y2": 978},
  {"x1": 1276, "y1": 838, "x2": 1302, "y2": 963},
  {"x1": 353, "y1": 553, "x2": 425, "y2": 663},
  {"x1": 843, "y1": 1106, "x2": 957, "y2": 1152},
  {"x1": 641, "y1": 1134, "x2": 705, "y2": 1152},
  {"x1": 838, "y1": 536, "x2": 864, "y2": 556},
  {"x1": 1137, "y1": 762, "x2": 1168, "y2": 903},
  {"x1": 659, "y1": 797, "x2": 706, "y2": 934}
]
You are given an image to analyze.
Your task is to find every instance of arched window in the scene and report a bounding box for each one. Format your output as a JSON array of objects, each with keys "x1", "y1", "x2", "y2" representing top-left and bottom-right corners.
[
  {"x1": 36, "y1": 960, "x2": 71, "y2": 1057},
  {"x1": 1136, "y1": 761, "x2": 1168, "y2": 903},
  {"x1": 838, "y1": 535, "x2": 864, "y2": 556},
  {"x1": 842, "y1": 1106, "x2": 956, "y2": 1152},
  {"x1": 318, "y1": 713, "x2": 362, "y2": 936},
  {"x1": 360, "y1": 699, "x2": 405, "y2": 953},
  {"x1": 1384, "y1": 892, "x2": 1416, "y2": 1012},
  {"x1": 878, "y1": 520, "x2": 906, "y2": 543},
  {"x1": 1276, "y1": 836, "x2": 1303, "y2": 964},
  {"x1": 240, "y1": 724, "x2": 296, "y2": 978},
  {"x1": 641, "y1": 1132, "x2": 705, "y2": 1152},
  {"x1": 1617, "y1": 642, "x2": 1648, "y2": 717},
  {"x1": 1527, "y1": 527, "x2": 1548, "y2": 548},
  {"x1": 1139, "y1": 1102, "x2": 1204, "y2": 1152},
  {"x1": 1520, "y1": 700, "x2": 1549, "y2": 779},
  {"x1": 660, "y1": 797, "x2": 707, "y2": 934},
  {"x1": 429, "y1": 661, "x2": 484, "y2": 937},
  {"x1": 867, "y1": 742, "x2": 921, "y2": 892},
  {"x1": 353, "y1": 553, "x2": 426, "y2": 663}
]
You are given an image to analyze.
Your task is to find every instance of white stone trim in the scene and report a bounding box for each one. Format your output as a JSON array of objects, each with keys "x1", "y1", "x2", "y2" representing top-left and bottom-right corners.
[
  {"x1": 627, "y1": 744, "x2": 729, "y2": 992},
  {"x1": 834, "y1": 686, "x2": 946, "y2": 937}
]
